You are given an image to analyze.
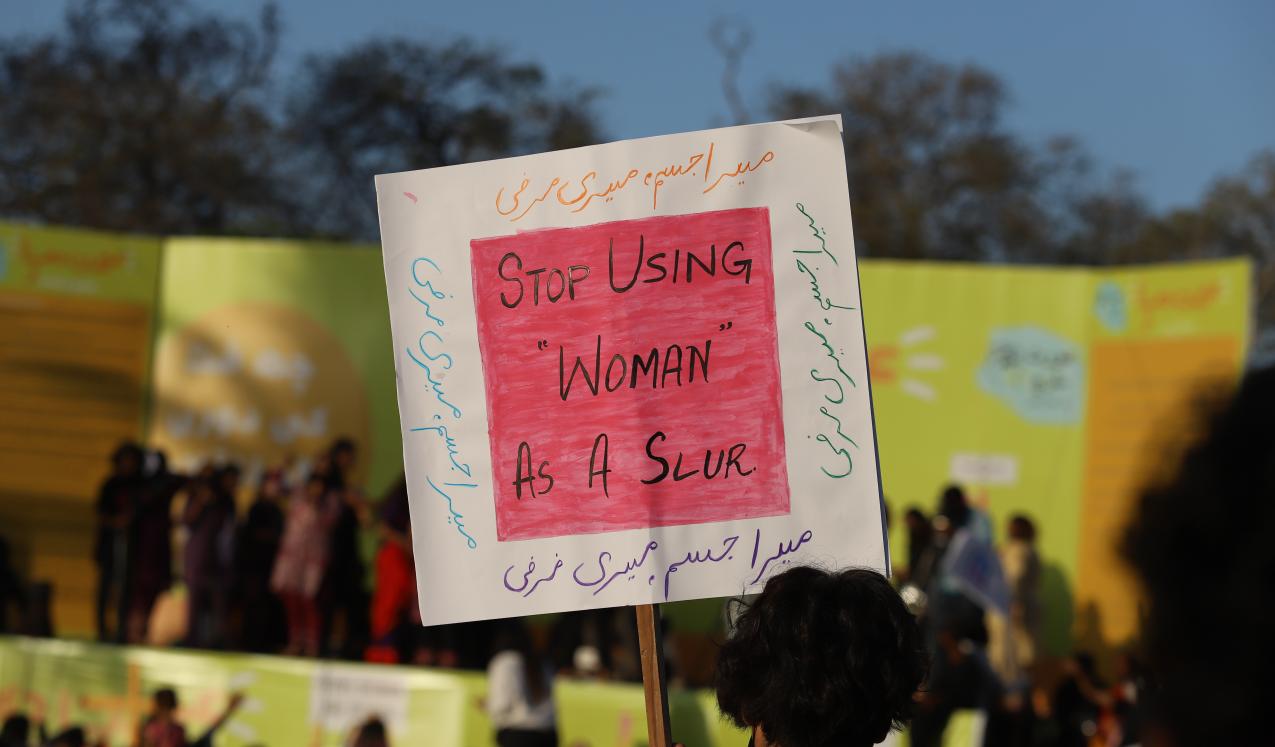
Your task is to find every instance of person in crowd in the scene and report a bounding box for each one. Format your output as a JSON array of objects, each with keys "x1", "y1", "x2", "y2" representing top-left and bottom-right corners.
[
  {"x1": 713, "y1": 566, "x2": 926, "y2": 747},
  {"x1": 349, "y1": 718, "x2": 389, "y2": 747},
  {"x1": 365, "y1": 477, "x2": 419, "y2": 664},
  {"x1": 46, "y1": 726, "x2": 91, "y2": 747},
  {"x1": 913, "y1": 485, "x2": 1009, "y2": 746},
  {"x1": 486, "y1": 620, "x2": 557, "y2": 747},
  {"x1": 181, "y1": 471, "x2": 235, "y2": 649},
  {"x1": 921, "y1": 486, "x2": 994, "y2": 644},
  {"x1": 912, "y1": 623, "x2": 1002, "y2": 747},
  {"x1": 1, "y1": 715, "x2": 31, "y2": 747},
  {"x1": 95, "y1": 441, "x2": 145, "y2": 642},
  {"x1": 0, "y1": 534, "x2": 23, "y2": 633},
  {"x1": 903, "y1": 507, "x2": 932, "y2": 582},
  {"x1": 273, "y1": 473, "x2": 337, "y2": 656},
  {"x1": 1105, "y1": 651, "x2": 1145, "y2": 746},
  {"x1": 549, "y1": 611, "x2": 600, "y2": 677},
  {"x1": 125, "y1": 450, "x2": 182, "y2": 644},
  {"x1": 236, "y1": 468, "x2": 287, "y2": 653},
  {"x1": 1049, "y1": 652, "x2": 1106, "y2": 747},
  {"x1": 1121, "y1": 366, "x2": 1275, "y2": 746},
  {"x1": 318, "y1": 438, "x2": 370, "y2": 659},
  {"x1": 989, "y1": 514, "x2": 1041, "y2": 691},
  {"x1": 135, "y1": 688, "x2": 243, "y2": 747},
  {"x1": 136, "y1": 688, "x2": 184, "y2": 747}
]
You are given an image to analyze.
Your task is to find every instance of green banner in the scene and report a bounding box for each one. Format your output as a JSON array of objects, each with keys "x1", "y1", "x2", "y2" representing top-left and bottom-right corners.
[{"x1": 148, "y1": 237, "x2": 400, "y2": 499}]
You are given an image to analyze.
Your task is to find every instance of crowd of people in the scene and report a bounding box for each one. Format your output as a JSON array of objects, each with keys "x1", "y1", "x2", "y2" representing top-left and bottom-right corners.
[
  {"x1": 893, "y1": 485, "x2": 1145, "y2": 746},
  {"x1": 4, "y1": 365, "x2": 1274, "y2": 746},
  {"x1": 708, "y1": 366, "x2": 1274, "y2": 747},
  {"x1": 82, "y1": 435, "x2": 664, "y2": 682},
  {"x1": 0, "y1": 691, "x2": 390, "y2": 747},
  {"x1": 91, "y1": 438, "x2": 376, "y2": 660}
]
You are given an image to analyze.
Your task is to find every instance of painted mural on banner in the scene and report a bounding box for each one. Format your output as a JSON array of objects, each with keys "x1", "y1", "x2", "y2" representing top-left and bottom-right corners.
[{"x1": 375, "y1": 118, "x2": 888, "y2": 624}]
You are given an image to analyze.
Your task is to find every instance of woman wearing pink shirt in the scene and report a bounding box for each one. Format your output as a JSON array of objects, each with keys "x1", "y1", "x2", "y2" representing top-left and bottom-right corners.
[{"x1": 271, "y1": 474, "x2": 337, "y2": 656}]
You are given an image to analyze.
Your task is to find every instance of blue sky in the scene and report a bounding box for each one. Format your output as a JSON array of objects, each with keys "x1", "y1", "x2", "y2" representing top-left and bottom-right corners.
[{"x1": 10, "y1": 1, "x2": 1274, "y2": 211}]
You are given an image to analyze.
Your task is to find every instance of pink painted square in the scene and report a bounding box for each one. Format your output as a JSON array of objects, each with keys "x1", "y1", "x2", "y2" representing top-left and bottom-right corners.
[{"x1": 470, "y1": 208, "x2": 789, "y2": 541}]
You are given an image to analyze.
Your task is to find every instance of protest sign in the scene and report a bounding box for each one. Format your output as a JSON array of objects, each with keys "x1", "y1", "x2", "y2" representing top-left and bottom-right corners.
[{"x1": 375, "y1": 118, "x2": 888, "y2": 625}]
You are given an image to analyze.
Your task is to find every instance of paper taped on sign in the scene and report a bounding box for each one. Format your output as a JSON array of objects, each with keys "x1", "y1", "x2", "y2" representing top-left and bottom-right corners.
[{"x1": 374, "y1": 117, "x2": 888, "y2": 625}]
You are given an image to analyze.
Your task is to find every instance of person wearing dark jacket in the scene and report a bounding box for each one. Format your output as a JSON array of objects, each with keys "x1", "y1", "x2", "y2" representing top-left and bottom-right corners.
[
  {"x1": 126, "y1": 451, "x2": 182, "y2": 643},
  {"x1": 235, "y1": 468, "x2": 287, "y2": 652},
  {"x1": 317, "y1": 438, "x2": 369, "y2": 658},
  {"x1": 95, "y1": 441, "x2": 145, "y2": 642},
  {"x1": 182, "y1": 468, "x2": 236, "y2": 649}
]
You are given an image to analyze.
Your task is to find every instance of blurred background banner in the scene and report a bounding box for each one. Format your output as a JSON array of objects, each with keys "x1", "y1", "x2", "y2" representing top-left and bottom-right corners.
[
  {"x1": 147, "y1": 237, "x2": 400, "y2": 499},
  {"x1": 0, "y1": 636, "x2": 754, "y2": 747},
  {"x1": 0, "y1": 222, "x2": 162, "y2": 637},
  {"x1": 866, "y1": 258, "x2": 1250, "y2": 655},
  {"x1": 0, "y1": 634, "x2": 989, "y2": 746},
  {"x1": 0, "y1": 222, "x2": 1250, "y2": 659},
  {"x1": 0, "y1": 223, "x2": 161, "y2": 496}
]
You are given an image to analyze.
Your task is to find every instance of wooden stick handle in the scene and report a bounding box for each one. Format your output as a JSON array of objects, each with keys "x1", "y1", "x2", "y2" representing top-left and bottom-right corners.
[{"x1": 635, "y1": 603, "x2": 673, "y2": 747}]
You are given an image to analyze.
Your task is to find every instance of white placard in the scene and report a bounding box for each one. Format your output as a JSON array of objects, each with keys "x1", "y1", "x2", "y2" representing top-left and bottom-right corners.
[
  {"x1": 375, "y1": 118, "x2": 887, "y2": 624},
  {"x1": 309, "y1": 665, "x2": 408, "y2": 733},
  {"x1": 949, "y1": 452, "x2": 1020, "y2": 486}
]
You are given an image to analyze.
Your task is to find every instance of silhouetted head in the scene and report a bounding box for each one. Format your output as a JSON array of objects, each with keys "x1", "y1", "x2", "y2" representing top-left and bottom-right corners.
[
  {"x1": 1007, "y1": 514, "x2": 1037, "y2": 543},
  {"x1": 1, "y1": 715, "x2": 30, "y2": 744},
  {"x1": 153, "y1": 687, "x2": 178, "y2": 716},
  {"x1": 937, "y1": 484, "x2": 969, "y2": 529},
  {"x1": 111, "y1": 441, "x2": 145, "y2": 478},
  {"x1": 48, "y1": 727, "x2": 86, "y2": 747},
  {"x1": 351, "y1": 717, "x2": 387, "y2": 747},
  {"x1": 217, "y1": 464, "x2": 241, "y2": 496},
  {"x1": 1123, "y1": 367, "x2": 1275, "y2": 747},
  {"x1": 715, "y1": 566, "x2": 927, "y2": 747},
  {"x1": 304, "y1": 473, "x2": 326, "y2": 502},
  {"x1": 258, "y1": 468, "x2": 286, "y2": 501},
  {"x1": 904, "y1": 508, "x2": 928, "y2": 531},
  {"x1": 329, "y1": 437, "x2": 357, "y2": 473}
]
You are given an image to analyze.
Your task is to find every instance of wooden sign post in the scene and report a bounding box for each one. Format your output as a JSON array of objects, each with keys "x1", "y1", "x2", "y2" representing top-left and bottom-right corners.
[{"x1": 636, "y1": 603, "x2": 673, "y2": 747}]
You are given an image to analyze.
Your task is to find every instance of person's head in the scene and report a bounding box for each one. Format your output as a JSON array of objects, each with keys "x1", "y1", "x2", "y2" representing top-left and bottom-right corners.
[
  {"x1": 1007, "y1": 514, "x2": 1036, "y2": 543},
  {"x1": 329, "y1": 437, "x2": 357, "y2": 474},
  {"x1": 153, "y1": 688, "x2": 178, "y2": 717},
  {"x1": 144, "y1": 449, "x2": 168, "y2": 478},
  {"x1": 937, "y1": 484, "x2": 969, "y2": 529},
  {"x1": 258, "y1": 468, "x2": 286, "y2": 501},
  {"x1": 1123, "y1": 367, "x2": 1275, "y2": 747},
  {"x1": 47, "y1": 727, "x2": 86, "y2": 747},
  {"x1": 1115, "y1": 650, "x2": 1141, "y2": 682},
  {"x1": 191, "y1": 480, "x2": 215, "y2": 503},
  {"x1": 111, "y1": 441, "x2": 144, "y2": 478},
  {"x1": 493, "y1": 619, "x2": 549, "y2": 703},
  {"x1": 715, "y1": 566, "x2": 926, "y2": 747},
  {"x1": 217, "y1": 464, "x2": 241, "y2": 496},
  {"x1": 1, "y1": 715, "x2": 30, "y2": 743},
  {"x1": 351, "y1": 717, "x2": 387, "y2": 747},
  {"x1": 303, "y1": 473, "x2": 326, "y2": 502},
  {"x1": 380, "y1": 477, "x2": 410, "y2": 535},
  {"x1": 492, "y1": 618, "x2": 534, "y2": 656},
  {"x1": 1070, "y1": 651, "x2": 1099, "y2": 681},
  {"x1": 904, "y1": 508, "x2": 929, "y2": 533}
]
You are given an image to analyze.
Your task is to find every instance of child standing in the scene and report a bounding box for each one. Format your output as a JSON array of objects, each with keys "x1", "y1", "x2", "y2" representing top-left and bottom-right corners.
[{"x1": 271, "y1": 474, "x2": 335, "y2": 656}]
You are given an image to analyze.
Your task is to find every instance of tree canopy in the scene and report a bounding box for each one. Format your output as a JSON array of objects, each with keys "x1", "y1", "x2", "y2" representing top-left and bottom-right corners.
[
  {"x1": 0, "y1": 0, "x2": 602, "y2": 240},
  {"x1": 0, "y1": 2, "x2": 1269, "y2": 346}
]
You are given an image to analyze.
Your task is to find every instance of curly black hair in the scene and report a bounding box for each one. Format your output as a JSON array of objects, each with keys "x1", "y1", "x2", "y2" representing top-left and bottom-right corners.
[
  {"x1": 1123, "y1": 366, "x2": 1275, "y2": 747},
  {"x1": 715, "y1": 566, "x2": 927, "y2": 747}
]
